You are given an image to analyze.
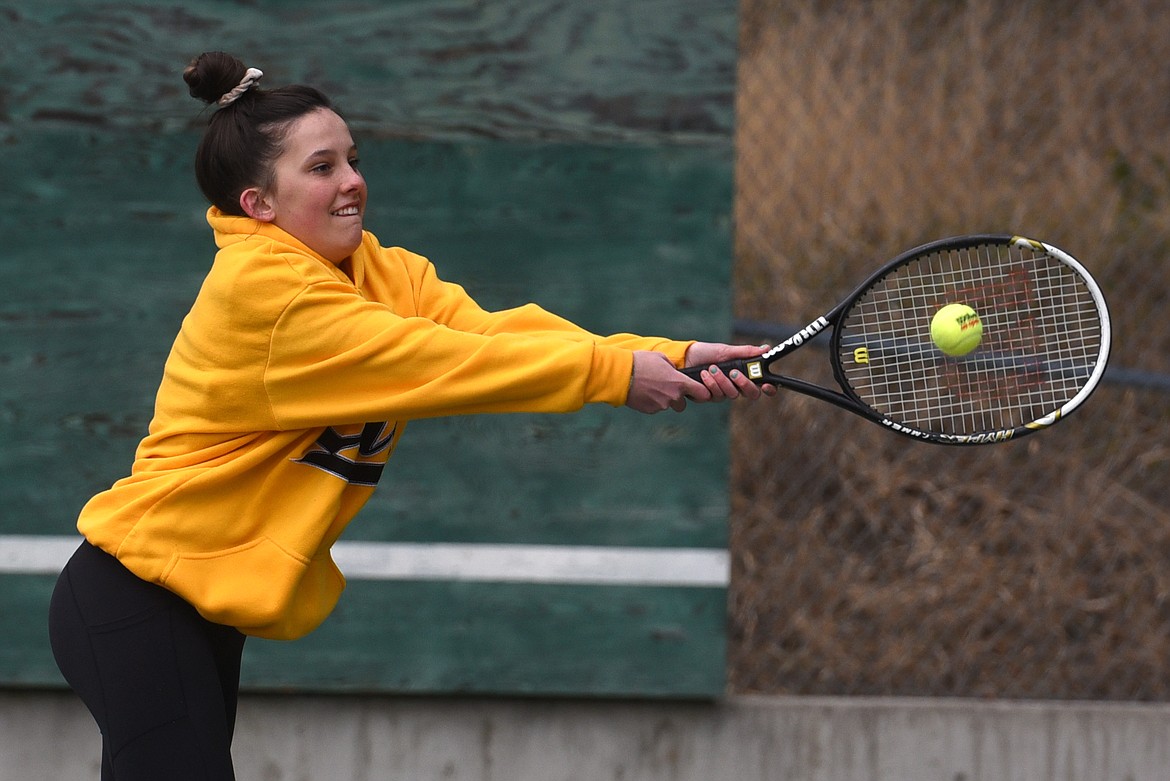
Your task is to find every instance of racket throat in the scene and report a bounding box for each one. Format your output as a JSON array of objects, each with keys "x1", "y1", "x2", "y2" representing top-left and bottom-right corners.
[{"x1": 768, "y1": 315, "x2": 831, "y2": 358}]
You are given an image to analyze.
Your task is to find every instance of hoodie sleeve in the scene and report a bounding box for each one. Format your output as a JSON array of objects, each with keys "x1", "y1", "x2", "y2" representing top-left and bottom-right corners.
[
  {"x1": 396, "y1": 247, "x2": 693, "y2": 366},
  {"x1": 263, "y1": 277, "x2": 637, "y2": 430}
]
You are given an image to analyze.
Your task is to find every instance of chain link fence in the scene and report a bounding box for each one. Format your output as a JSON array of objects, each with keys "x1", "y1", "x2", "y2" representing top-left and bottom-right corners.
[{"x1": 728, "y1": 0, "x2": 1170, "y2": 700}]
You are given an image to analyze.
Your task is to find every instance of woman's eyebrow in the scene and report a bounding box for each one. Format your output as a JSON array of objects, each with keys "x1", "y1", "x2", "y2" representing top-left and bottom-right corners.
[{"x1": 304, "y1": 145, "x2": 358, "y2": 161}]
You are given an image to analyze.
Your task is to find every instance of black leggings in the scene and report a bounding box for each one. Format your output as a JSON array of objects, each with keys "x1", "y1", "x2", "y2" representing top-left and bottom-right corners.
[{"x1": 48, "y1": 541, "x2": 246, "y2": 780}]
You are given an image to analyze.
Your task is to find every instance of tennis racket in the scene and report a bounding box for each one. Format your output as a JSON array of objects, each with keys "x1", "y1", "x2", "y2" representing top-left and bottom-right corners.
[{"x1": 685, "y1": 234, "x2": 1111, "y2": 445}]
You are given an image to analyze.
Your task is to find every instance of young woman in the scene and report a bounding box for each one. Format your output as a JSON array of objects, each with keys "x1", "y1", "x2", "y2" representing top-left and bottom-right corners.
[{"x1": 48, "y1": 51, "x2": 774, "y2": 780}]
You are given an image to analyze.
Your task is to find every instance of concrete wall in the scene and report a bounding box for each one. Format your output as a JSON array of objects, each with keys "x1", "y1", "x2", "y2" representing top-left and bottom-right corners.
[{"x1": 3, "y1": 692, "x2": 1168, "y2": 780}]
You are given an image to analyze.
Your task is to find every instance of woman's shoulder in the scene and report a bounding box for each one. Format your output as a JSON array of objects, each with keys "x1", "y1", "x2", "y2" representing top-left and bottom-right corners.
[
  {"x1": 353, "y1": 231, "x2": 438, "y2": 283},
  {"x1": 358, "y1": 231, "x2": 430, "y2": 265}
]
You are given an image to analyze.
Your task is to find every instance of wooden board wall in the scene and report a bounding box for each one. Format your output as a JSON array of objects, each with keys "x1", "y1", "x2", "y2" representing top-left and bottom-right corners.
[{"x1": 0, "y1": 0, "x2": 737, "y2": 697}]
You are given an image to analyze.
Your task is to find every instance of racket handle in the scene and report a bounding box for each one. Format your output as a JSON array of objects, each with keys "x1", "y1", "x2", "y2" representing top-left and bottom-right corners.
[{"x1": 680, "y1": 359, "x2": 762, "y2": 383}]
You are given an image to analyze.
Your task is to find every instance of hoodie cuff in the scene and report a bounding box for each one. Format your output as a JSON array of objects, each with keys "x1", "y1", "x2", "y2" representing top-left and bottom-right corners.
[{"x1": 585, "y1": 347, "x2": 636, "y2": 406}]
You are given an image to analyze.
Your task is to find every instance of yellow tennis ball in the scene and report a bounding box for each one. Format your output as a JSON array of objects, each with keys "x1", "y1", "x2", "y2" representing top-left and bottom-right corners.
[{"x1": 931, "y1": 303, "x2": 983, "y2": 357}]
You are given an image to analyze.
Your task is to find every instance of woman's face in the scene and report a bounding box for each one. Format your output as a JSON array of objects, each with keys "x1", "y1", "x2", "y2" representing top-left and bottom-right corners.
[{"x1": 246, "y1": 108, "x2": 367, "y2": 264}]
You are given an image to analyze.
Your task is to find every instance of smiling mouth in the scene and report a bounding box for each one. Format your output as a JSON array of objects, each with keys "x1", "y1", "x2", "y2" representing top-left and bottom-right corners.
[{"x1": 331, "y1": 205, "x2": 361, "y2": 217}]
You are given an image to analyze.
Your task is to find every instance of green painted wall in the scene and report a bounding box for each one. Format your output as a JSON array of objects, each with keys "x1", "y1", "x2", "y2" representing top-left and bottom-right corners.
[{"x1": 0, "y1": 1, "x2": 737, "y2": 697}]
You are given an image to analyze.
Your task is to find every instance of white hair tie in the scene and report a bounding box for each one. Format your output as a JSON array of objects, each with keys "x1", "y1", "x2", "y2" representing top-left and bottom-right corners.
[{"x1": 217, "y1": 67, "x2": 264, "y2": 107}]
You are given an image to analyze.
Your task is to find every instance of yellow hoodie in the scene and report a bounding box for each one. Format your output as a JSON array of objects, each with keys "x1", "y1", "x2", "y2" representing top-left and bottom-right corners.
[{"x1": 77, "y1": 208, "x2": 691, "y2": 639}]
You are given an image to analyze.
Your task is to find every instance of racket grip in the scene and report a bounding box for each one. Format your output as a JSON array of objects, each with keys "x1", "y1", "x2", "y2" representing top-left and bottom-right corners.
[{"x1": 680, "y1": 359, "x2": 759, "y2": 383}]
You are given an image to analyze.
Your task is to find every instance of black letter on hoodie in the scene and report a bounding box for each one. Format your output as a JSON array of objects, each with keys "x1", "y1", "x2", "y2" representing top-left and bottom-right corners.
[{"x1": 295, "y1": 422, "x2": 396, "y2": 486}]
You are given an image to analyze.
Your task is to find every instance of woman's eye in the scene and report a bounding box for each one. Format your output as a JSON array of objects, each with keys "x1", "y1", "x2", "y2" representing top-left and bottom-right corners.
[{"x1": 349, "y1": 158, "x2": 361, "y2": 169}]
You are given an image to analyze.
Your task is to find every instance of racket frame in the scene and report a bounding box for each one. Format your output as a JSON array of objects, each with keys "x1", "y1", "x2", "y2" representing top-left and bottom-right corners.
[{"x1": 695, "y1": 234, "x2": 1111, "y2": 445}]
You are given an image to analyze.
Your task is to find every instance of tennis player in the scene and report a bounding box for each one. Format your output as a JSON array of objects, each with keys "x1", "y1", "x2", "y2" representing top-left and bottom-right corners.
[{"x1": 47, "y1": 51, "x2": 773, "y2": 780}]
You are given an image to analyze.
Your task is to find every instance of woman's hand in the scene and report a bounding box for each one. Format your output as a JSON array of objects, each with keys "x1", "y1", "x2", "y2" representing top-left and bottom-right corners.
[
  {"x1": 683, "y1": 342, "x2": 779, "y2": 401},
  {"x1": 624, "y1": 344, "x2": 779, "y2": 414},
  {"x1": 625, "y1": 351, "x2": 707, "y2": 414}
]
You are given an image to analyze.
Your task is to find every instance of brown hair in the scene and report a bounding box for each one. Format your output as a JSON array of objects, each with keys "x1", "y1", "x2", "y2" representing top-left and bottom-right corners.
[{"x1": 183, "y1": 52, "x2": 336, "y2": 215}]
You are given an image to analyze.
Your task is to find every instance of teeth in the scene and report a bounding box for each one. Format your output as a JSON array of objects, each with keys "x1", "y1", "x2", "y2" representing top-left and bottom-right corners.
[{"x1": 332, "y1": 206, "x2": 359, "y2": 216}]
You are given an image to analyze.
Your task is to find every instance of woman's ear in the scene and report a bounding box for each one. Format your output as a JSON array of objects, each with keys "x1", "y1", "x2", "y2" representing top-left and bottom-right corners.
[{"x1": 240, "y1": 187, "x2": 276, "y2": 222}]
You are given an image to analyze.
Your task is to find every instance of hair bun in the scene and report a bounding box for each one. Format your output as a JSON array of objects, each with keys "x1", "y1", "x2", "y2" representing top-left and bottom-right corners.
[{"x1": 183, "y1": 51, "x2": 250, "y2": 105}]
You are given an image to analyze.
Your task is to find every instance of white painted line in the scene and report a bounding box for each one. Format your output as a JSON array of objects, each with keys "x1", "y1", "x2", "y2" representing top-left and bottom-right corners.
[
  {"x1": 333, "y1": 541, "x2": 729, "y2": 587},
  {"x1": 0, "y1": 535, "x2": 80, "y2": 576},
  {"x1": 0, "y1": 536, "x2": 728, "y2": 587}
]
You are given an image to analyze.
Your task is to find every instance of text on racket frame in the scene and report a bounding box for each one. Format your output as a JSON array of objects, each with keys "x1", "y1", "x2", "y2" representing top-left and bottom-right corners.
[{"x1": 767, "y1": 316, "x2": 831, "y2": 358}]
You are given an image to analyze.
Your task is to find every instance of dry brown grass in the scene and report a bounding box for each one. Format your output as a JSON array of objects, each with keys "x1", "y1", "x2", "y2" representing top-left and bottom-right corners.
[{"x1": 729, "y1": 0, "x2": 1170, "y2": 699}]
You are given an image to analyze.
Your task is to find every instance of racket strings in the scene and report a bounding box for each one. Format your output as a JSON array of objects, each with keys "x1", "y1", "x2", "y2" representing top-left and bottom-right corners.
[{"x1": 838, "y1": 242, "x2": 1104, "y2": 436}]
